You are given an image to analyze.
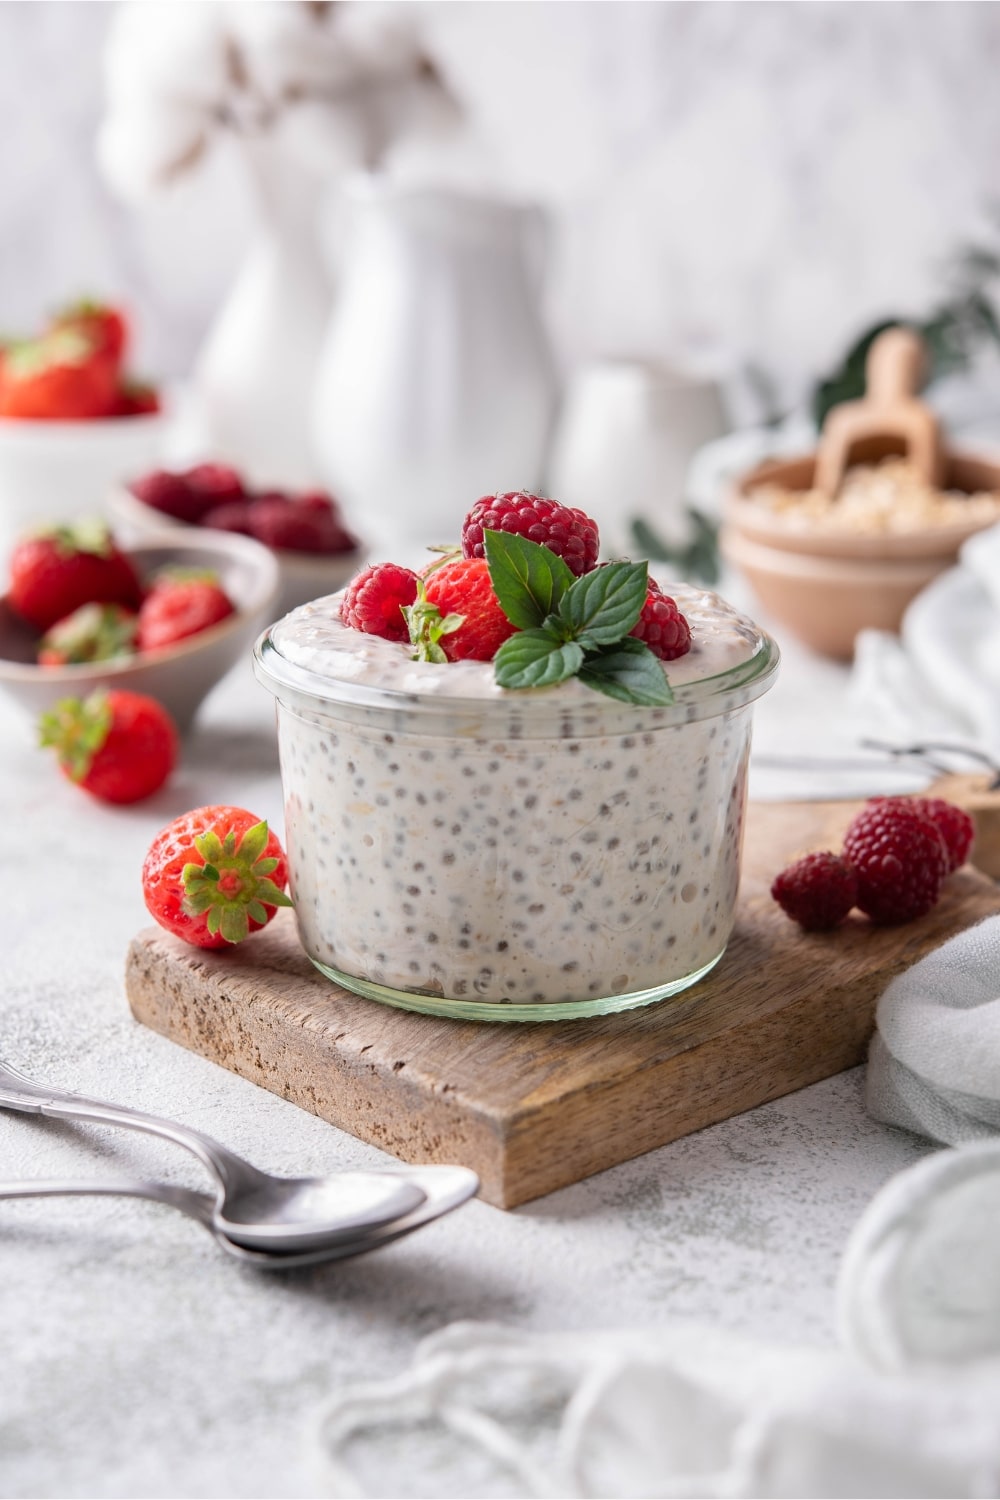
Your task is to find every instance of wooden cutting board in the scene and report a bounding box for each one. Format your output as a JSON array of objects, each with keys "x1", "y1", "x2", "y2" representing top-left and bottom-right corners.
[{"x1": 125, "y1": 798, "x2": 1000, "y2": 1208}]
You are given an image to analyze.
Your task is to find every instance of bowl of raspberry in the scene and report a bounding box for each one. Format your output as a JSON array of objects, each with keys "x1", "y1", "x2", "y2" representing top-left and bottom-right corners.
[
  {"x1": 109, "y1": 463, "x2": 361, "y2": 618},
  {"x1": 0, "y1": 522, "x2": 279, "y2": 732},
  {"x1": 254, "y1": 490, "x2": 779, "y2": 1022},
  {"x1": 0, "y1": 300, "x2": 167, "y2": 556}
]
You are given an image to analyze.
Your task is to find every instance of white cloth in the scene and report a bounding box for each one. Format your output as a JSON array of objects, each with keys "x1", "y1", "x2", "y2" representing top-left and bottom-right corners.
[
  {"x1": 849, "y1": 523, "x2": 1000, "y2": 765},
  {"x1": 866, "y1": 916, "x2": 1000, "y2": 1145},
  {"x1": 314, "y1": 1316, "x2": 1000, "y2": 1498},
  {"x1": 315, "y1": 922, "x2": 1000, "y2": 1499}
]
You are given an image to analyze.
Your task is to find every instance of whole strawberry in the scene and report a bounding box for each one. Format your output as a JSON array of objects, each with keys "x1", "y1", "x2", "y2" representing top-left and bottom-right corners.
[
  {"x1": 142, "y1": 805, "x2": 292, "y2": 948},
  {"x1": 341, "y1": 562, "x2": 420, "y2": 643},
  {"x1": 52, "y1": 299, "x2": 128, "y2": 364},
  {"x1": 137, "y1": 571, "x2": 235, "y2": 652},
  {"x1": 38, "y1": 602, "x2": 138, "y2": 666},
  {"x1": 8, "y1": 521, "x2": 143, "y2": 631},
  {"x1": 420, "y1": 556, "x2": 517, "y2": 661},
  {"x1": 771, "y1": 851, "x2": 857, "y2": 931},
  {"x1": 0, "y1": 328, "x2": 117, "y2": 420},
  {"x1": 842, "y1": 799, "x2": 948, "y2": 925},
  {"x1": 462, "y1": 493, "x2": 600, "y2": 577},
  {"x1": 39, "y1": 689, "x2": 177, "y2": 804}
]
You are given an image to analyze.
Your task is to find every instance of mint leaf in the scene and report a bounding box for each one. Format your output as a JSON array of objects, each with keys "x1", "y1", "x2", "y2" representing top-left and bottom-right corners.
[
  {"x1": 577, "y1": 638, "x2": 675, "y2": 706},
  {"x1": 558, "y1": 561, "x2": 648, "y2": 646},
  {"x1": 494, "y1": 628, "x2": 584, "y2": 689},
  {"x1": 483, "y1": 530, "x2": 575, "y2": 629}
]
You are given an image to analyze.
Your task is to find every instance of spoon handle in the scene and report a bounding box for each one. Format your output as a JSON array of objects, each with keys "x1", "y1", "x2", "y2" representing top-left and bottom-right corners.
[
  {"x1": 0, "y1": 1177, "x2": 215, "y2": 1222},
  {"x1": 0, "y1": 1059, "x2": 252, "y2": 1190}
]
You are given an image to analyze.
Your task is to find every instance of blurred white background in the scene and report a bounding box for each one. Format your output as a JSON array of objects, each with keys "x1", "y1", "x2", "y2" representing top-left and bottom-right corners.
[{"x1": 5, "y1": 0, "x2": 1000, "y2": 419}]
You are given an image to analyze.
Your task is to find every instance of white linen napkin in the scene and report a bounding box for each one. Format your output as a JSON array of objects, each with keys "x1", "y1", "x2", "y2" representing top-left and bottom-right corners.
[
  {"x1": 848, "y1": 523, "x2": 1000, "y2": 763},
  {"x1": 315, "y1": 920, "x2": 1000, "y2": 1499},
  {"x1": 866, "y1": 916, "x2": 1000, "y2": 1145}
]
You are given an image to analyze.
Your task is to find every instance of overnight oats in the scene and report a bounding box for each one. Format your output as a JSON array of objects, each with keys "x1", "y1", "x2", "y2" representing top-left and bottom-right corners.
[{"x1": 254, "y1": 492, "x2": 779, "y2": 1021}]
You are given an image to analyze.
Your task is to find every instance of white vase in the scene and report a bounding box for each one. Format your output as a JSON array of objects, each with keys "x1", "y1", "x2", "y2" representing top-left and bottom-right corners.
[
  {"x1": 190, "y1": 138, "x2": 332, "y2": 487},
  {"x1": 310, "y1": 177, "x2": 557, "y2": 552},
  {"x1": 547, "y1": 361, "x2": 729, "y2": 558}
]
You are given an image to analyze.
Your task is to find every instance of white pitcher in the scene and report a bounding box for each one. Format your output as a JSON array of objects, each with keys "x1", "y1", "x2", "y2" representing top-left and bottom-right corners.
[
  {"x1": 190, "y1": 137, "x2": 333, "y2": 487},
  {"x1": 310, "y1": 177, "x2": 557, "y2": 552}
]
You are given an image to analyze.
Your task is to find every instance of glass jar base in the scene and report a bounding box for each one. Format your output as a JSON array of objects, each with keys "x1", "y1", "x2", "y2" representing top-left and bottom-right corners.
[{"x1": 306, "y1": 949, "x2": 726, "y2": 1023}]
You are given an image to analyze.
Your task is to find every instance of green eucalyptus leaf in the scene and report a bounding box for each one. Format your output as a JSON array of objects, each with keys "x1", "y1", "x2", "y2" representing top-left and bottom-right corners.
[
  {"x1": 558, "y1": 561, "x2": 647, "y2": 645},
  {"x1": 483, "y1": 529, "x2": 575, "y2": 629},
  {"x1": 577, "y1": 638, "x2": 675, "y2": 706},
  {"x1": 493, "y1": 629, "x2": 584, "y2": 690}
]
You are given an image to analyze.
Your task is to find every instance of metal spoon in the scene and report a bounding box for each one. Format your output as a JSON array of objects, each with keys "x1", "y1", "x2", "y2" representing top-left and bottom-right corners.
[
  {"x1": 0, "y1": 1059, "x2": 427, "y2": 1251},
  {"x1": 0, "y1": 1164, "x2": 479, "y2": 1269}
]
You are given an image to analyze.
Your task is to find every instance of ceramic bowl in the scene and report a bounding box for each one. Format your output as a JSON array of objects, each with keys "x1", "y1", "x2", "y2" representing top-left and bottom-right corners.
[
  {"x1": 0, "y1": 529, "x2": 279, "y2": 733},
  {"x1": 721, "y1": 445, "x2": 1000, "y2": 659},
  {"x1": 107, "y1": 484, "x2": 362, "y2": 619},
  {"x1": 0, "y1": 412, "x2": 167, "y2": 559}
]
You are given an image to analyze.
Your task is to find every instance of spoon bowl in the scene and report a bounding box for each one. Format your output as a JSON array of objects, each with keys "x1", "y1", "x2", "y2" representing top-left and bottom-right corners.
[
  {"x1": 0, "y1": 1165, "x2": 480, "y2": 1268},
  {"x1": 0, "y1": 1059, "x2": 432, "y2": 1251}
]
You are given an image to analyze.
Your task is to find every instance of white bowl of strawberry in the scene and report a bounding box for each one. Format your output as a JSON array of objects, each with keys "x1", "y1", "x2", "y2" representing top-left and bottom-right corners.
[
  {"x1": 0, "y1": 520, "x2": 278, "y2": 732},
  {"x1": 109, "y1": 463, "x2": 361, "y2": 618},
  {"x1": 254, "y1": 490, "x2": 779, "y2": 1022},
  {"x1": 0, "y1": 300, "x2": 166, "y2": 554}
]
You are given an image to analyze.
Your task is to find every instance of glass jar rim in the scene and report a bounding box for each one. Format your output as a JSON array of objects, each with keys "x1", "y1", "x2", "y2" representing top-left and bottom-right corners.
[{"x1": 253, "y1": 625, "x2": 780, "y2": 736}]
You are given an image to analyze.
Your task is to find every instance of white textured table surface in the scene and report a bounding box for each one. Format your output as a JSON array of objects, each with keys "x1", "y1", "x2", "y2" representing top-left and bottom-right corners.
[{"x1": 1, "y1": 629, "x2": 933, "y2": 1500}]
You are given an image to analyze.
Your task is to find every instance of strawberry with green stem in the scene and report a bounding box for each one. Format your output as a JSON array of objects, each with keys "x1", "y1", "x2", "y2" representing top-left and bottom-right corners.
[
  {"x1": 38, "y1": 602, "x2": 138, "y2": 666},
  {"x1": 142, "y1": 805, "x2": 293, "y2": 948},
  {"x1": 39, "y1": 689, "x2": 177, "y2": 804},
  {"x1": 9, "y1": 520, "x2": 143, "y2": 631},
  {"x1": 0, "y1": 327, "x2": 118, "y2": 420}
]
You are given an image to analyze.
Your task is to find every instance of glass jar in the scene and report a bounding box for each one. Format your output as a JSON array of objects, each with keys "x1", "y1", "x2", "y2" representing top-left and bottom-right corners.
[{"x1": 253, "y1": 602, "x2": 778, "y2": 1022}]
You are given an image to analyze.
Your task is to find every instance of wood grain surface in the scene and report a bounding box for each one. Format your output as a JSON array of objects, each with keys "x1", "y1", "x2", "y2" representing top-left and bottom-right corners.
[{"x1": 125, "y1": 798, "x2": 1000, "y2": 1208}]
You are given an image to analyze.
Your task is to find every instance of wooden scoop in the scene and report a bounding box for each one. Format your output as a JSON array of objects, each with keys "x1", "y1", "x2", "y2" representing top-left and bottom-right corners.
[{"x1": 814, "y1": 327, "x2": 945, "y2": 498}]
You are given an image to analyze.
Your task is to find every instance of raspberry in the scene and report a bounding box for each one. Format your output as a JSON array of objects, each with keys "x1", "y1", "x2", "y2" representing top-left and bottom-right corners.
[
  {"x1": 183, "y1": 463, "x2": 245, "y2": 509},
  {"x1": 842, "y1": 800, "x2": 948, "y2": 925},
  {"x1": 461, "y1": 492, "x2": 599, "y2": 577},
  {"x1": 630, "y1": 581, "x2": 692, "y2": 661},
  {"x1": 249, "y1": 494, "x2": 358, "y2": 555},
  {"x1": 422, "y1": 557, "x2": 517, "y2": 661},
  {"x1": 341, "y1": 562, "x2": 419, "y2": 642},
  {"x1": 909, "y1": 796, "x2": 974, "y2": 874},
  {"x1": 201, "y1": 500, "x2": 254, "y2": 535},
  {"x1": 130, "y1": 469, "x2": 210, "y2": 524},
  {"x1": 771, "y1": 851, "x2": 858, "y2": 931}
]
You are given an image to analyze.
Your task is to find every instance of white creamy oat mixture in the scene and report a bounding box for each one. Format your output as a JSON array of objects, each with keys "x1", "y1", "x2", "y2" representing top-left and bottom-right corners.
[{"x1": 267, "y1": 582, "x2": 771, "y2": 1011}]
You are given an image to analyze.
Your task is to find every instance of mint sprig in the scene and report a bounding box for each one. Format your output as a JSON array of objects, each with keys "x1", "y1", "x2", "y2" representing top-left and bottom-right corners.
[{"x1": 484, "y1": 531, "x2": 674, "y2": 706}]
